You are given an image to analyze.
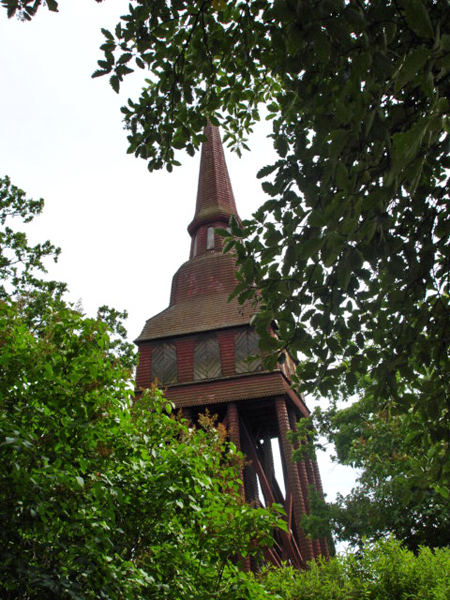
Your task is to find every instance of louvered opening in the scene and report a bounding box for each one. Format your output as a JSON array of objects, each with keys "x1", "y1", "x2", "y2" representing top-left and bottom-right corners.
[
  {"x1": 193, "y1": 335, "x2": 222, "y2": 380},
  {"x1": 235, "y1": 329, "x2": 263, "y2": 373},
  {"x1": 152, "y1": 343, "x2": 177, "y2": 384}
]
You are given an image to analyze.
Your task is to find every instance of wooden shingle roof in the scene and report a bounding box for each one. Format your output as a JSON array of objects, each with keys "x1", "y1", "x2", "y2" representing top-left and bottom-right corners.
[
  {"x1": 188, "y1": 121, "x2": 239, "y2": 236},
  {"x1": 136, "y1": 123, "x2": 252, "y2": 343}
]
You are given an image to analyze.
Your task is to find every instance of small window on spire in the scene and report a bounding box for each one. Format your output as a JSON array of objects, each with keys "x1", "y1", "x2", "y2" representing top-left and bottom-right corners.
[
  {"x1": 207, "y1": 227, "x2": 215, "y2": 250},
  {"x1": 193, "y1": 234, "x2": 198, "y2": 257}
]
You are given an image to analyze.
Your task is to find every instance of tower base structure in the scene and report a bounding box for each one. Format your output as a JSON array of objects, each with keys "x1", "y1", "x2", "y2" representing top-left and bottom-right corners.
[{"x1": 150, "y1": 360, "x2": 329, "y2": 568}]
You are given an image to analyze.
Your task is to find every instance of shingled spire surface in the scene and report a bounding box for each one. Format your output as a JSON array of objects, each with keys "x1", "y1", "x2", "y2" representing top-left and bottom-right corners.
[
  {"x1": 135, "y1": 124, "x2": 253, "y2": 343},
  {"x1": 188, "y1": 121, "x2": 239, "y2": 237}
]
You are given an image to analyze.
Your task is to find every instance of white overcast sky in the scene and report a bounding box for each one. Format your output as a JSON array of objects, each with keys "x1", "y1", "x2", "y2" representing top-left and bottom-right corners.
[{"x1": 0, "y1": 1, "x2": 356, "y2": 504}]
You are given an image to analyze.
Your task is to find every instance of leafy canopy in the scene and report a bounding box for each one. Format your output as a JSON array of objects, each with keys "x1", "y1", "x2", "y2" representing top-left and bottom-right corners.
[
  {"x1": 299, "y1": 399, "x2": 450, "y2": 551},
  {"x1": 88, "y1": 0, "x2": 450, "y2": 500}
]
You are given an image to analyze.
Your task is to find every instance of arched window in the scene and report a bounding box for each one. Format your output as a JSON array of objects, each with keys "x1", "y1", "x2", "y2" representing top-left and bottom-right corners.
[
  {"x1": 206, "y1": 226, "x2": 215, "y2": 250},
  {"x1": 194, "y1": 335, "x2": 221, "y2": 380},
  {"x1": 235, "y1": 329, "x2": 262, "y2": 373},
  {"x1": 151, "y1": 343, "x2": 177, "y2": 384}
]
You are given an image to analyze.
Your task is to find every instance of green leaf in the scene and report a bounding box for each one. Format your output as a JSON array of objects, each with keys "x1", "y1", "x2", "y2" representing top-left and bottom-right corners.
[
  {"x1": 335, "y1": 162, "x2": 349, "y2": 190},
  {"x1": 46, "y1": 0, "x2": 58, "y2": 11},
  {"x1": 257, "y1": 164, "x2": 278, "y2": 179},
  {"x1": 92, "y1": 70, "x2": 109, "y2": 79},
  {"x1": 329, "y1": 129, "x2": 348, "y2": 160},
  {"x1": 308, "y1": 210, "x2": 327, "y2": 228},
  {"x1": 298, "y1": 237, "x2": 324, "y2": 260},
  {"x1": 109, "y1": 75, "x2": 120, "y2": 94},
  {"x1": 101, "y1": 28, "x2": 114, "y2": 41},
  {"x1": 395, "y1": 46, "x2": 430, "y2": 92},
  {"x1": 117, "y1": 53, "x2": 133, "y2": 64},
  {"x1": 348, "y1": 248, "x2": 363, "y2": 271},
  {"x1": 44, "y1": 362, "x2": 53, "y2": 378},
  {"x1": 274, "y1": 135, "x2": 288, "y2": 158},
  {"x1": 404, "y1": 0, "x2": 434, "y2": 39},
  {"x1": 337, "y1": 260, "x2": 351, "y2": 291}
]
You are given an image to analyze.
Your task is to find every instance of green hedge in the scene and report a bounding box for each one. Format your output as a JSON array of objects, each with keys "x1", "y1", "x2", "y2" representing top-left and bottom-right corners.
[{"x1": 259, "y1": 538, "x2": 450, "y2": 600}]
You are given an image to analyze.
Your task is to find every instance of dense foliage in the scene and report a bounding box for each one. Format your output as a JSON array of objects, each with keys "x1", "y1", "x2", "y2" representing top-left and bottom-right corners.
[
  {"x1": 299, "y1": 400, "x2": 450, "y2": 551},
  {"x1": 259, "y1": 538, "x2": 450, "y2": 600},
  {"x1": 0, "y1": 179, "x2": 284, "y2": 599}
]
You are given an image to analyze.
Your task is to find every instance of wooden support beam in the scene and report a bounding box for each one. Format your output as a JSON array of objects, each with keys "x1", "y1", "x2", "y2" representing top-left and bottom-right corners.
[
  {"x1": 275, "y1": 397, "x2": 314, "y2": 564},
  {"x1": 240, "y1": 422, "x2": 276, "y2": 506}
]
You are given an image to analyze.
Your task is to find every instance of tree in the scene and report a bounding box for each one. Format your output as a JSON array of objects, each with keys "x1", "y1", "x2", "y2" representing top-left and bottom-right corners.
[
  {"x1": 299, "y1": 399, "x2": 450, "y2": 552},
  {"x1": 258, "y1": 538, "x2": 450, "y2": 600},
  {"x1": 0, "y1": 180, "x2": 285, "y2": 598},
  {"x1": 0, "y1": 175, "x2": 65, "y2": 300},
  {"x1": 4, "y1": 0, "x2": 449, "y2": 538},
  {"x1": 1, "y1": 0, "x2": 104, "y2": 21},
  {"x1": 88, "y1": 0, "x2": 450, "y2": 502},
  {"x1": 0, "y1": 311, "x2": 278, "y2": 599}
]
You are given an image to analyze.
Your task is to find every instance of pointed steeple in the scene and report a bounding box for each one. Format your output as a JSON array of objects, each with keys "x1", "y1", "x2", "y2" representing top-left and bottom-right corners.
[
  {"x1": 135, "y1": 123, "x2": 254, "y2": 343},
  {"x1": 188, "y1": 122, "x2": 240, "y2": 256}
]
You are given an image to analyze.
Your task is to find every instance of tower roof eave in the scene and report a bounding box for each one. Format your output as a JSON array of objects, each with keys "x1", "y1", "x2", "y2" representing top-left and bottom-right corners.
[{"x1": 135, "y1": 293, "x2": 256, "y2": 343}]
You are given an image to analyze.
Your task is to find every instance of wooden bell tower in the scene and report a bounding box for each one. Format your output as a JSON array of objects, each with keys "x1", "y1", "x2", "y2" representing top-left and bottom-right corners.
[{"x1": 135, "y1": 123, "x2": 329, "y2": 568}]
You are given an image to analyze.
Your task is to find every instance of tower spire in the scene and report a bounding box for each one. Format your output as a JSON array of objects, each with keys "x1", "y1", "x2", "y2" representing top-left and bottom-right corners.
[
  {"x1": 188, "y1": 122, "x2": 239, "y2": 247},
  {"x1": 136, "y1": 122, "x2": 253, "y2": 340}
]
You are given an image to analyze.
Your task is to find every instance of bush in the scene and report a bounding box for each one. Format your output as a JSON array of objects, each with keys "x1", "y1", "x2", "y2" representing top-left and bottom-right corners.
[{"x1": 259, "y1": 538, "x2": 450, "y2": 600}]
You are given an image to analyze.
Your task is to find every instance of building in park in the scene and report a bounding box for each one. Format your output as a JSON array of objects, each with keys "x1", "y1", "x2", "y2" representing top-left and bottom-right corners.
[{"x1": 134, "y1": 123, "x2": 329, "y2": 568}]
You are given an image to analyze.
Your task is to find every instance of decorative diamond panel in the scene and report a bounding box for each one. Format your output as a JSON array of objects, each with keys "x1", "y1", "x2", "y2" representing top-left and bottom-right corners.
[
  {"x1": 194, "y1": 335, "x2": 221, "y2": 380},
  {"x1": 235, "y1": 330, "x2": 263, "y2": 374},
  {"x1": 152, "y1": 343, "x2": 177, "y2": 384}
]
